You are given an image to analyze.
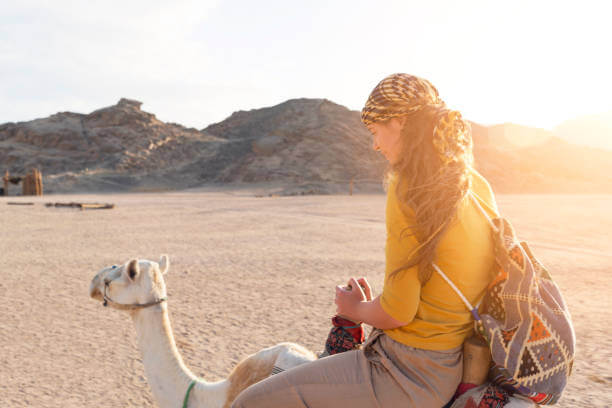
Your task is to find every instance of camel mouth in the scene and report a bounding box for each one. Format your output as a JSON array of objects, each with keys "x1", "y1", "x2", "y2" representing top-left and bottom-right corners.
[
  {"x1": 89, "y1": 275, "x2": 103, "y2": 301},
  {"x1": 90, "y1": 286, "x2": 103, "y2": 301}
]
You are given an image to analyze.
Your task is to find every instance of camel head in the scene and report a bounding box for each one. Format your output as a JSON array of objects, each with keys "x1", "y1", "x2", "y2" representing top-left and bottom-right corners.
[{"x1": 89, "y1": 255, "x2": 170, "y2": 310}]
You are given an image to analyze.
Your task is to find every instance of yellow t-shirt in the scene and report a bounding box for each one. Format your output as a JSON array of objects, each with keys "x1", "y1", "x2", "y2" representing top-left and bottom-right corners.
[{"x1": 380, "y1": 168, "x2": 499, "y2": 350}]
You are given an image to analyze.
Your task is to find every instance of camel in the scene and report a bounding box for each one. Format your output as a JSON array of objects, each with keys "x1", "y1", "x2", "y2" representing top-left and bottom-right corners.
[
  {"x1": 89, "y1": 255, "x2": 537, "y2": 408},
  {"x1": 89, "y1": 255, "x2": 317, "y2": 408}
]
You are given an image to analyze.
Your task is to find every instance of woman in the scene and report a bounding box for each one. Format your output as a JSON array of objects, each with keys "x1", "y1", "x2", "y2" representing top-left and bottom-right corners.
[{"x1": 232, "y1": 73, "x2": 500, "y2": 407}]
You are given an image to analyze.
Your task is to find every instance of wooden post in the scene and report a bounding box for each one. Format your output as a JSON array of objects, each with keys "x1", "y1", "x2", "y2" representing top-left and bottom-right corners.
[
  {"x1": 19, "y1": 169, "x2": 40, "y2": 196},
  {"x1": 22, "y1": 172, "x2": 28, "y2": 196},
  {"x1": 37, "y1": 169, "x2": 43, "y2": 195},
  {"x1": 22, "y1": 169, "x2": 42, "y2": 196},
  {"x1": 349, "y1": 178, "x2": 354, "y2": 196},
  {"x1": 32, "y1": 169, "x2": 42, "y2": 196},
  {"x1": 3, "y1": 170, "x2": 8, "y2": 196}
]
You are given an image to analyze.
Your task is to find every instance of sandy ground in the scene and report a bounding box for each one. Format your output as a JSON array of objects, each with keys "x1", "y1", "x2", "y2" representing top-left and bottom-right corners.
[{"x1": 1, "y1": 191, "x2": 610, "y2": 407}]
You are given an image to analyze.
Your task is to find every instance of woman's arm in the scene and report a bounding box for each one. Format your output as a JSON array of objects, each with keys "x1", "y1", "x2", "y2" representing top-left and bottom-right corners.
[{"x1": 335, "y1": 277, "x2": 408, "y2": 330}]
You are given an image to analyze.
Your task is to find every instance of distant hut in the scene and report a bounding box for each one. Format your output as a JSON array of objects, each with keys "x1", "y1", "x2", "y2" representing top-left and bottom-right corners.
[{"x1": 3, "y1": 169, "x2": 43, "y2": 196}]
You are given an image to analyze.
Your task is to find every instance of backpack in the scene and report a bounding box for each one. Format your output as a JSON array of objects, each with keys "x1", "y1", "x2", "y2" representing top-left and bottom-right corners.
[{"x1": 433, "y1": 192, "x2": 576, "y2": 405}]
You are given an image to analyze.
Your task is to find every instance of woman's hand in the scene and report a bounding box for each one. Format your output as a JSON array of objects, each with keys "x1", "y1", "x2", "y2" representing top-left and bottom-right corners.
[
  {"x1": 354, "y1": 277, "x2": 373, "y2": 301},
  {"x1": 335, "y1": 277, "x2": 372, "y2": 322},
  {"x1": 335, "y1": 277, "x2": 409, "y2": 329}
]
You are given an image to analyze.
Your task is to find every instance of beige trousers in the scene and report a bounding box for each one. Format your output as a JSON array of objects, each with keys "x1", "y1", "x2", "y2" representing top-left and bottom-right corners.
[{"x1": 232, "y1": 330, "x2": 462, "y2": 408}]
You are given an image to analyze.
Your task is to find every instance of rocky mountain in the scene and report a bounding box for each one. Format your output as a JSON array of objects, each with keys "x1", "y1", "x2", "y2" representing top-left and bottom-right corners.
[
  {"x1": 0, "y1": 98, "x2": 227, "y2": 192},
  {"x1": 471, "y1": 123, "x2": 612, "y2": 193},
  {"x1": 485, "y1": 123, "x2": 553, "y2": 149},
  {"x1": 554, "y1": 111, "x2": 612, "y2": 151},
  {"x1": 201, "y1": 98, "x2": 387, "y2": 189},
  {"x1": 1, "y1": 98, "x2": 612, "y2": 195},
  {"x1": 0, "y1": 98, "x2": 387, "y2": 194}
]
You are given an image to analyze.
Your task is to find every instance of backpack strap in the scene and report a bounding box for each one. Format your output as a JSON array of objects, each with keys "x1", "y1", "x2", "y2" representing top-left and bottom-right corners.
[
  {"x1": 430, "y1": 192, "x2": 496, "y2": 321},
  {"x1": 468, "y1": 191, "x2": 498, "y2": 230},
  {"x1": 432, "y1": 263, "x2": 482, "y2": 321}
]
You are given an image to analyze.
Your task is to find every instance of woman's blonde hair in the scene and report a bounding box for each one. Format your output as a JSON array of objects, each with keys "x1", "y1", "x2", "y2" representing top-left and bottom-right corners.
[
  {"x1": 389, "y1": 106, "x2": 473, "y2": 284},
  {"x1": 362, "y1": 73, "x2": 474, "y2": 284}
]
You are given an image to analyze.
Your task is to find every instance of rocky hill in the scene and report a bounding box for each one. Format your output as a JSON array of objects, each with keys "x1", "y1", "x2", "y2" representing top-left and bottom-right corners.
[
  {"x1": 0, "y1": 98, "x2": 387, "y2": 194},
  {"x1": 471, "y1": 123, "x2": 612, "y2": 193},
  {"x1": 1, "y1": 98, "x2": 612, "y2": 194},
  {"x1": 554, "y1": 111, "x2": 612, "y2": 151},
  {"x1": 0, "y1": 98, "x2": 227, "y2": 192},
  {"x1": 201, "y1": 98, "x2": 387, "y2": 190}
]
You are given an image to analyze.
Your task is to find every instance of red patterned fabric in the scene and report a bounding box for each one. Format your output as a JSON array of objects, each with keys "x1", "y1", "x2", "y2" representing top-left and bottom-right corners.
[
  {"x1": 323, "y1": 316, "x2": 364, "y2": 355},
  {"x1": 455, "y1": 383, "x2": 479, "y2": 399},
  {"x1": 332, "y1": 316, "x2": 364, "y2": 343},
  {"x1": 478, "y1": 385, "x2": 510, "y2": 407},
  {"x1": 449, "y1": 384, "x2": 521, "y2": 408}
]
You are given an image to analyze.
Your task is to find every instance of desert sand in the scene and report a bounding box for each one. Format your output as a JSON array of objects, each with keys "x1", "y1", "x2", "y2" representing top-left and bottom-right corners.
[{"x1": 1, "y1": 190, "x2": 610, "y2": 407}]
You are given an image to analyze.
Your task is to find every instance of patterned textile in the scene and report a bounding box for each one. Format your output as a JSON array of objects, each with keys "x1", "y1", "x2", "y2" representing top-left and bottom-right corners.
[
  {"x1": 360, "y1": 73, "x2": 444, "y2": 126},
  {"x1": 476, "y1": 217, "x2": 576, "y2": 404},
  {"x1": 432, "y1": 110, "x2": 472, "y2": 165},
  {"x1": 270, "y1": 365, "x2": 284, "y2": 375},
  {"x1": 454, "y1": 383, "x2": 479, "y2": 399},
  {"x1": 360, "y1": 73, "x2": 472, "y2": 167},
  {"x1": 323, "y1": 316, "x2": 365, "y2": 356},
  {"x1": 479, "y1": 386, "x2": 510, "y2": 407},
  {"x1": 450, "y1": 384, "x2": 536, "y2": 408}
]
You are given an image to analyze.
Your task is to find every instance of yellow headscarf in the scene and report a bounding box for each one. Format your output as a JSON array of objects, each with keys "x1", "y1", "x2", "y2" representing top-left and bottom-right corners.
[
  {"x1": 361, "y1": 73, "x2": 471, "y2": 166},
  {"x1": 360, "y1": 73, "x2": 444, "y2": 126}
]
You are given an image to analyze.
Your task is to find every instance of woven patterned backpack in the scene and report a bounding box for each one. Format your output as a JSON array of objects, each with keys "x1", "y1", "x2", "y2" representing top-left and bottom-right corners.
[{"x1": 434, "y1": 192, "x2": 576, "y2": 405}]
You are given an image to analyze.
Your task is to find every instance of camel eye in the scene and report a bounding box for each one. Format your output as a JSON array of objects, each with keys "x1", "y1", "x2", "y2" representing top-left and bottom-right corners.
[{"x1": 126, "y1": 259, "x2": 139, "y2": 281}]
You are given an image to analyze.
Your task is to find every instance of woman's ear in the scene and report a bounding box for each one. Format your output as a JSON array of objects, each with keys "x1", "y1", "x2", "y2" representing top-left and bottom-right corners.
[
  {"x1": 397, "y1": 115, "x2": 409, "y2": 128},
  {"x1": 386, "y1": 117, "x2": 404, "y2": 133}
]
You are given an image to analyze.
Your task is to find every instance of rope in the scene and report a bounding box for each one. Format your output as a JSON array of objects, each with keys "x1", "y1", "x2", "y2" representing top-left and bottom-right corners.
[
  {"x1": 182, "y1": 380, "x2": 197, "y2": 408},
  {"x1": 340, "y1": 324, "x2": 362, "y2": 329}
]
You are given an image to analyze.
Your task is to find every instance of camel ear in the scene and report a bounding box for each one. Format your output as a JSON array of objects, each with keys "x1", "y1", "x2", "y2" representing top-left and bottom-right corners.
[
  {"x1": 159, "y1": 254, "x2": 169, "y2": 275},
  {"x1": 126, "y1": 259, "x2": 140, "y2": 281}
]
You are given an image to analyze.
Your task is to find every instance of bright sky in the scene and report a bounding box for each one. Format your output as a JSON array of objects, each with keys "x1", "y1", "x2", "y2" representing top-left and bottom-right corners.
[{"x1": 1, "y1": 0, "x2": 611, "y2": 131}]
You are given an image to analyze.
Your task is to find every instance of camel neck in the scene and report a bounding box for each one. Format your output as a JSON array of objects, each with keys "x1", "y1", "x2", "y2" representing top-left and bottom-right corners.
[{"x1": 131, "y1": 305, "x2": 228, "y2": 408}]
